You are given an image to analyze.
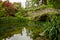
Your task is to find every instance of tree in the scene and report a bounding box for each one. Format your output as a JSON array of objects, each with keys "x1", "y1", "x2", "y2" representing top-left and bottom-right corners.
[
  {"x1": 3, "y1": 1, "x2": 15, "y2": 16},
  {"x1": 0, "y1": 1, "x2": 6, "y2": 17},
  {"x1": 13, "y1": 2, "x2": 22, "y2": 13},
  {"x1": 48, "y1": 0, "x2": 60, "y2": 9},
  {"x1": 31, "y1": 0, "x2": 47, "y2": 6},
  {"x1": 42, "y1": 0, "x2": 47, "y2": 5},
  {"x1": 25, "y1": 0, "x2": 32, "y2": 8},
  {"x1": 31, "y1": 0, "x2": 40, "y2": 6}
]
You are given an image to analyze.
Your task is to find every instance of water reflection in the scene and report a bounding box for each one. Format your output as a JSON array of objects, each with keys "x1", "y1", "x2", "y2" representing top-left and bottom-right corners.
[{"x1": 3, "y1": 28, "x2": 33, "y2": 40}]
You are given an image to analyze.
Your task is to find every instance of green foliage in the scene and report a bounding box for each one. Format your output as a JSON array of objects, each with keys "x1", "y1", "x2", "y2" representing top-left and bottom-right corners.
[
  {"x1": 15, "y1": 12, "x2": 23, "y2": 17},
  {"x1": 0, "y1": 0, "x2": 60, "y2": 40},
  {"x1": 25, "y1": 5, "x2": 47, "y2": 12},
  {"x1": 0, "y1": 2, "x2": 2, "y2": 8},
  {"x1": 32, "y1": 0, "x2": 40, "y2": 5},
  {"x1": 0, "y1": 13, "x2": 60, "y2": 40},
  {"x1": 13, "y1": 2, "x2": 22, "y2": 13},
  {"x1": 15, "y1": 9, "x2": 28, "y2": 17},
  {"x1": 0, "y1": 2, "x2": 6, "y2": 17},
  {"x1": 0, "y1": 8, "x2": 6, "y2": 17},
  {"x1": 48, "y1": 0, "x2": 60, "y2": 9},
  {"x1": 0, "y1": 17, "x2": 28, "y2": 25},
  {"x1": 0, "y1": 17, "x2": 29, "y2": 39},
  {"x1": 45, "y1": 14, "x2": 60, "y2": 40}
]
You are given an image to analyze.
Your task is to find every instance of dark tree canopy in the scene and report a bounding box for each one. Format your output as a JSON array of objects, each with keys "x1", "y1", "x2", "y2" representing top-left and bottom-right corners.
[
  {"x1": 42, "y1": 0, "x2": 47, "y2": 5},
  {"x1": 48, "y1": 0, "x2": 60, "y2": 9}
]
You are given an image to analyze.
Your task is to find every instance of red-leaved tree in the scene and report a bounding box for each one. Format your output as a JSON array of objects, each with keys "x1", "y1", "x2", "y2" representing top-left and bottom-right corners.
[{"x1": 3, "y1": 1, "x2": 15, "y2": 16}]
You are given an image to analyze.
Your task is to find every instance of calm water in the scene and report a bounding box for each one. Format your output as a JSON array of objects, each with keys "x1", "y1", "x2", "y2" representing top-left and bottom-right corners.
[
  {"x1": 3, "y1": 28, "x2": 33, "y2": 40},
  {"x1": 0, "y1": 19, "x2": 50, "y2": 40}
]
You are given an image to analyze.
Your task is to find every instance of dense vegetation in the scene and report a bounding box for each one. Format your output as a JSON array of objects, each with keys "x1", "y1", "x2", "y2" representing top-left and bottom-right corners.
[
  {"x1": 47, "y1": 0, "x2": 60, "y2": 8},
  {"x1": 0, "y1": 0, "x2": 60, "y2": 40}
]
